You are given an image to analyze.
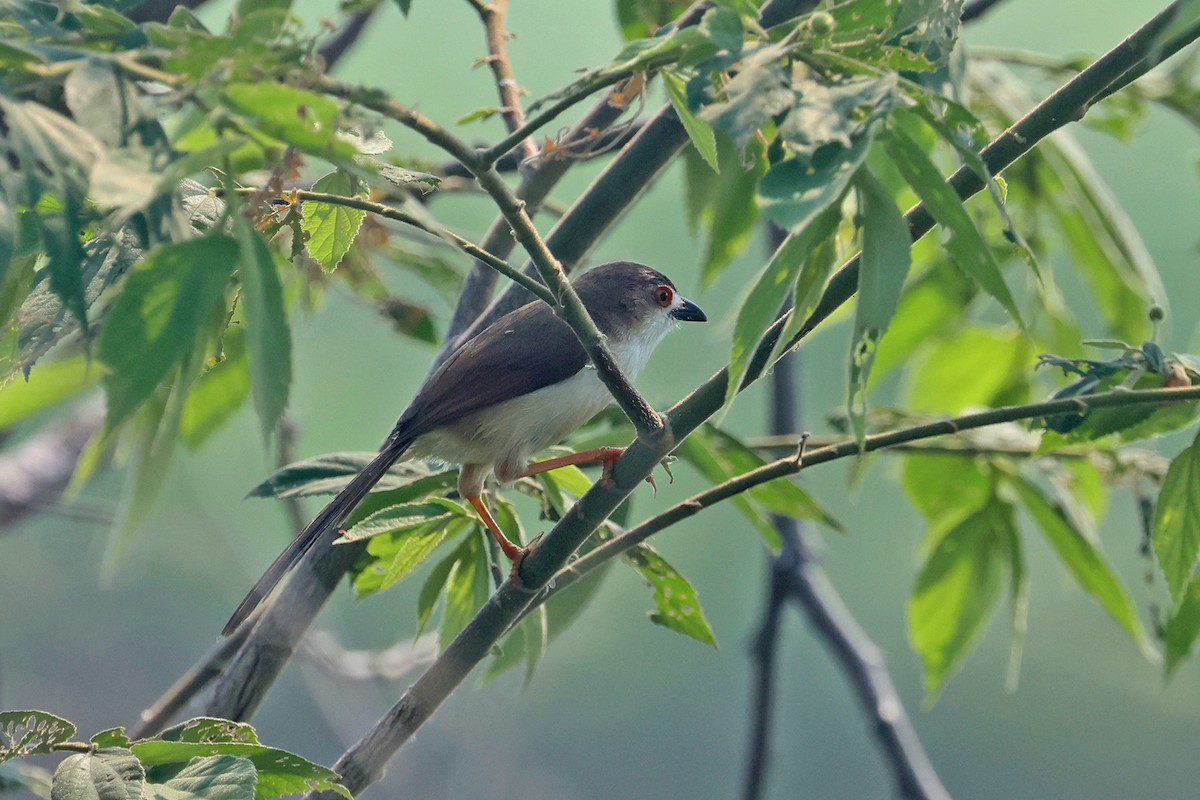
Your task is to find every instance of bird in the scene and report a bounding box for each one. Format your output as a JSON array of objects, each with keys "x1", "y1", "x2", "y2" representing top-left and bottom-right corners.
[{"x1": 223, "y1": 261, "x2": 706, "y2": 634}]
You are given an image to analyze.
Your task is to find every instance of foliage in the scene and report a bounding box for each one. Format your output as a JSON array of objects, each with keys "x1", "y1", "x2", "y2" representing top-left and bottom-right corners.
[
  {"x1": 4, "y1": 0, "x2": 1200, "y2": 794},
  {"x1": 0, "y1": 712, "x2": 348, "y2": 800}
]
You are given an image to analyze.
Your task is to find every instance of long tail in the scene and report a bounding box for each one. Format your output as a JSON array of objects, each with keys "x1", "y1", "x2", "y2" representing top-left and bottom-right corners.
[{"x1": 222, "y1": 438, "x2": 412, "y2": 635}]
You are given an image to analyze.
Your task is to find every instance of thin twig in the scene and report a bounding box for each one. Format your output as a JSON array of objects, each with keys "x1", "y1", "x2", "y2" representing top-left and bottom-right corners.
[{"x1": 467, "y1": 0, "x2": 538, "y2": 163}]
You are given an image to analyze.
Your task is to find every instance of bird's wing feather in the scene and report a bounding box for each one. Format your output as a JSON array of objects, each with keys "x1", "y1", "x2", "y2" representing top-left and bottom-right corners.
[{"x1": 395, "y1": 301, "x2": 587, "y2": 439}]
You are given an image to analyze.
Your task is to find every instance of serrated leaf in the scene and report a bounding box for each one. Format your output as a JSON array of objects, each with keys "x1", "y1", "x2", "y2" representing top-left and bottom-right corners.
[
  {"x1": 90, "y1": 730, "x2": 134, "y2": 749},
  {"x1": 663, "y1": 70, "x2": 718, "y2": 172},
  {"x1": 155, "y1": 719, "x2": 259, "y2": 746},
  {"x1": 1153, "y1": 431, "x2": 1200, "y2": 604},
  {"x1": 624, "y1": 544, "x2": 716, "y2": 647},
  {"x1": 0, "y1": 711, "x2": 76, "y2": 762},
  {"x1": 1007, "y1": 474, "x2": 1148, "y2": 649},
  {"x1": 235, "y1": 220, "x2": 291, "y2": 436},
  {"x1": 131, "y1": 740, "x2": 348, "y2": 800},
  {"x1": 356, "y1": 517, "x2": 464, "y2": 598},
  {"x1": 726, "y1": 205, "x2": 840, "y2": 406},
  {"x1": 51, "y1": 749, "x2": 143, "y2": 800},
  {"x1": 909, "y1": 500, "x2": 1013, "y2": 697},
  {"x1": 1163, "y1": 572, "x2": 1200, "y2": 677},
  {"x1": 97, "y1": 237, "x2": 236, "y2": 428},
  {"x1": 882, "y1": 126, "x2": 1022, "y2": 327},
  {"x1": 344, "y1": 499, "x2": 467, "y2": 541},
  {"x1": 848, "y1": 168, "x2": 912, "y2": 442},
  {"x1": 301, "y1": 171, "x2": 367, "y2": 272}
]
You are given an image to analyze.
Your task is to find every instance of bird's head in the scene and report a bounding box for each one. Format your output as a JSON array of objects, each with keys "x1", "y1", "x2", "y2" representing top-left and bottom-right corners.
[{"x1": 573, "y1": 261, "x2": 706, "y2": 345}]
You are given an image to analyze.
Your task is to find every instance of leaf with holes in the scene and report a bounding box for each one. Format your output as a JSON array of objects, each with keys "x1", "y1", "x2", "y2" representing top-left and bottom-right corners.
[
  {"x1": 301, "y1": 171, "x2": 367, "y2": 272},
  {"x1": 624, "y1": 544, "x2": 716, "y2": 647}
]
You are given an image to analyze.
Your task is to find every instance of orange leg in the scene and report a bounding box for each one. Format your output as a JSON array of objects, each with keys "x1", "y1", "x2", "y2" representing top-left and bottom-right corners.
[
  {"x1": 465, "y1": 493, "x2": 527, "y2": 563},
  {"x1": 524, "y1": 446, "x2": 654, "y2": 490}
]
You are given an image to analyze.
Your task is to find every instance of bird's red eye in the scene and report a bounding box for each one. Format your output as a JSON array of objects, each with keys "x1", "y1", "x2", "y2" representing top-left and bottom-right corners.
[{"x1": 654, "y1": 285, "x2": 674, "y2": 308}]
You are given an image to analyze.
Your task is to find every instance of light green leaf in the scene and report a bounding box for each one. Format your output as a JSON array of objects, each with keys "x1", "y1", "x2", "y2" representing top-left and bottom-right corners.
[
  {"x1": 902, "y1": 453, "x2": 993, "y2": 538},
  {"x1": 180, "y1": 328, "x2": 251, "y2": 449},
  {"x1": 726, "y1": 206, "x2": 840, "y2": 406},
  {"x1": 848, "y1": 169, "x2": 912, "y2": 442},
  {"x1": 52, "y1": 749, "x2": 143, "y2": 800},
  {"x1": 301, "y1": 171, "x2": 367, "y2": 272},
  {"x1": 145, "y1": 754, "x2": 253, "y2": 800},
  {"x1": 416, "y1": 544, "x2": 460, "y2": 636},
  {"x1": 624, "y1": 544, "x2": 717, "y2": 647},
  {"x1": 0, "y1": 355, "x2": 100, "y2": 430},
  {"x1": 0, "y1": 711, "x2": 76, "y2": 762},
  {"x1": 882, "y1": 126, "x2": 1022, "y2": 326},
  {"x1": 909, "y1": 500, "x2": 1013, "y2": 697},
  {"x1": 1007, "y1": 474, "x2": 1148, "y2": 649},
  {"x1": 357, "y1": 518, "x2": 462, "y2": 597},
  {"x1": 223, "y1": 83, "x2": 354, "y2": 162},
  {"x1": 97, "y1": 237, "x2": 236, "y2": 428},
  {"x1": 663, "y1": 70, "x2": 718, "y2": 172},
  {"x1": 235, "y1": 220, "x2": 291, "y2": 436},
  {"x1": 1163, "y1": 572, "x2": 1200, "y2": 677},
  {"x1": 440, "y1": 533, "x2": 490, "y2": 651},
  {"x1": 1153, "y1": 431, "x2": 1200, "y2": 604},
  {"x1": 907, "y1": 326, "x2": 1032, "y2": 414}
]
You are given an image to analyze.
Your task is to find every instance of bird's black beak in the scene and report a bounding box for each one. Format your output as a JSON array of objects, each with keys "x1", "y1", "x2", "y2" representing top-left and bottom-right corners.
[{"x1": 672, "y1": 298, "x2": 707, "y2": 322}]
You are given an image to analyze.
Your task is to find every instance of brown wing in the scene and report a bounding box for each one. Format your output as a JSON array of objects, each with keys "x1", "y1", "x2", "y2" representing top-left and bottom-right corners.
[{"x1": 390, "y1": 300, "x2": 587, "y2": 442}]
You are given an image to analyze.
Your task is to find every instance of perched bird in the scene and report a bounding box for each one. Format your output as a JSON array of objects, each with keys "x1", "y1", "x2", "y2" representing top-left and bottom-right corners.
[{"x1": 224, "y1": 261, "x2": 706, "y2": 635}]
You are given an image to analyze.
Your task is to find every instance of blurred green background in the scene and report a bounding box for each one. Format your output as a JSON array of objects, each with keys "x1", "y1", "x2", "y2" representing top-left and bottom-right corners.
[{"x1": 3, "y1": 2, "x2": 1199, "y2": 798}]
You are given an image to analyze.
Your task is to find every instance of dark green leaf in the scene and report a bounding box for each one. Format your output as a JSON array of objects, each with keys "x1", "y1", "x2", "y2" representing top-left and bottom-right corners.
[
  {"x1": 1163, "y1": 572, "x2": 1200, "y2": 677},
  {"x1": 702, "y1": 136, "x2": 767, "y2": 284},
  {"x1": 51, "y1": 749, "x2": 143, "y2": 800},
  {"x1": 1154, "y1": 431, "x2": 1200, "y2": 604},
  {"x1": 909, "y1": 500, "x2": 1014, "y2": 697},
  {"x1": 758, "y1": 131, "x2": 870, "y2": 231},
  {"x1": 1007, "y1": 474, "x2": 1148, "y2": 648},
  {"x1": 726, "y1": 206, "x2": 840, "y2": 406},
  {"x1": 235, "y1": 220, "x2": 291, "y2": 436},
  {"x1": 97, "y1": 236, "x2": 236, "y2": 427},
  {"x1": 0, "y1": 711, "x2": 76, "y2": 762},
  {"x1": 301, "y1": 171, "x2": 367, "y2": 272},
  {"x1": 699, "y1": 6, "x2": 743, "y2": 54},
  {"x1": 247, "y1": 453, "x2": 455, "y2": 500},
  {"x1": 676, "y1": 431, "x2": 779, "y2": 546},
  {"x1": 624, "y1": 544, "x2": 717, "y2": 647},
  {"x1": 146, "y1": 754, "x2": 253, "y2": 800},
  {"x1": 883, "y1": 126, "x2": 1022, "y2": 325},
  {"x1": 416, "y1": 543, "x2": 460, "y2": 636},
  {"x1": 699, "y1": 44, "x2": 793, "y2": 150},
  {"x1": 848, "y1": 168, "x2": 913, "y2": 442},
  {"x1": 90, "y1": 729, "x2": 134, "y2": 750}
]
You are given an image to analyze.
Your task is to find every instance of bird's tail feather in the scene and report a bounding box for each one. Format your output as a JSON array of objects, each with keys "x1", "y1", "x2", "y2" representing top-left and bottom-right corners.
[{"x1": 222, "y1": 439, "x2": 412, "y2": 635}]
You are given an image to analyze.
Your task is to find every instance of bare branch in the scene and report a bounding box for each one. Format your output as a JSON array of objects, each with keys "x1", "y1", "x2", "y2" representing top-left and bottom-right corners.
[{"x1": 467, "y1": 0, "x2": 538, "y2": 163}]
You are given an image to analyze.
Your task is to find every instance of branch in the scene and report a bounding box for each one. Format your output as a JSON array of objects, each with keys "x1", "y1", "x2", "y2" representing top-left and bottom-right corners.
[
  {"x1": 317, "y1": 5, "x2": 379, "y2": 69},
  {"x1": 466, "y1": 0, "x2": 538, "y2": 163}
]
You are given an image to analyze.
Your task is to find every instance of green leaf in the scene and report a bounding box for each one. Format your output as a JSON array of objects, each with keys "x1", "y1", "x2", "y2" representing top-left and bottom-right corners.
[
  {"x1": 758, "y1": 130, "x2": 870, "y2": 231},
  {"x1": 700, "y1": 6, "x2": 744, "y2": 53},
  {"x1": 0, "y1": 355, "x2": 100, "y2": 430},
  {"x1": 90, "y1": 729, "x2": 134, "y2": 749},
  {"x1": 1154, "y1": 431, "x2": 1200, "y2": 604},
  {"x1": 1163, "y1": 572, "x2": 1200, "y2": 677},
  {"x1": 63, "y1": 57, "x2": 143, "y2": 149},
  {"x1": 624, "y1": 544, "x2": 717, "y2": 647},
  {"x1": 97, "y1": 237, "x2": 236, "y2": 428},
  {"x1": 907, "y1": 326, "x2": 1032, "y2": 414},
  {"x1": 223, "y1": 83, "x2": 355, "y2": 162},
  {"x1": 145, "y1": 754, "x2": 253, "y2": 800},
  {"x1": 1007, "y1": 474, "x2": 1148, "y2": 649},
  {"x1": 676, "y1": 431, "x2": 778, "y2": 546},
  {"x1": 355, "y1": 516, "x2": 466, "y2": 599},
  {"x1": 701, "y1": 136, "x2": 767, "y2": 284},
  {"x1": 662, "y1": 71, "x2": 718, "y2": 172},
  {"x1": 246, "y1": 453, "x2": 455, "y2": 500},
  {"x1": 439, "y1": 533, "x2": 490, "y2": 651},
  {"x1": 344, "y1": 498, "x2": 467, "y2": 541},
  {"x1": 52, "y1": 749, "x2": 143, "y2": 800},
  {"x1": 154, "y1": 719, "x2": 259, "y2": 746},
  {"x1": 301, "y1": 171, "x2": 367, "y2": 272},
  {"x1": 726, "y1": 206, "x2": 840, "y2": 406},
  {"x1": 699, "y1": 44, "x2": 792, "y2": 150},
  {"x1": 131, "y1": 738, "x2": 348, "y2": 800},
  {"x1": 416, "y1": 543, "x2": 459, "y2": 636},
  {"x1": 180, "y1": 328, "x2": 251, "y2": 449},
  {"x1": 848, "y1": 169, "x2": 913, "y2": 442},
  {"x1": 909, "y1": 500, "x2": 1013, "y2": 697},
  {"x1": 902, "y1": 453, "x2": 993, "y2": 536},
  {"x1": 882, "y1": 126, "x2": 1022, "y2": 326},
  {"x1": 0, "y1": 711, "x2": 76, "y2": 762},
  {"x1": 235, "y1": 220, "x2": 291, "y2": 436}
]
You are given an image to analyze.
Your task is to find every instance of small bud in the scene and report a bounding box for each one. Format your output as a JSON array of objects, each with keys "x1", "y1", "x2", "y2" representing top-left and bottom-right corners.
[
  {"x1": 1148, "y1": 304, "x2": 1165, "y2": 323},
  {"x1": 808, "y1": 12, "x2": 835, "y2": 35}
]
